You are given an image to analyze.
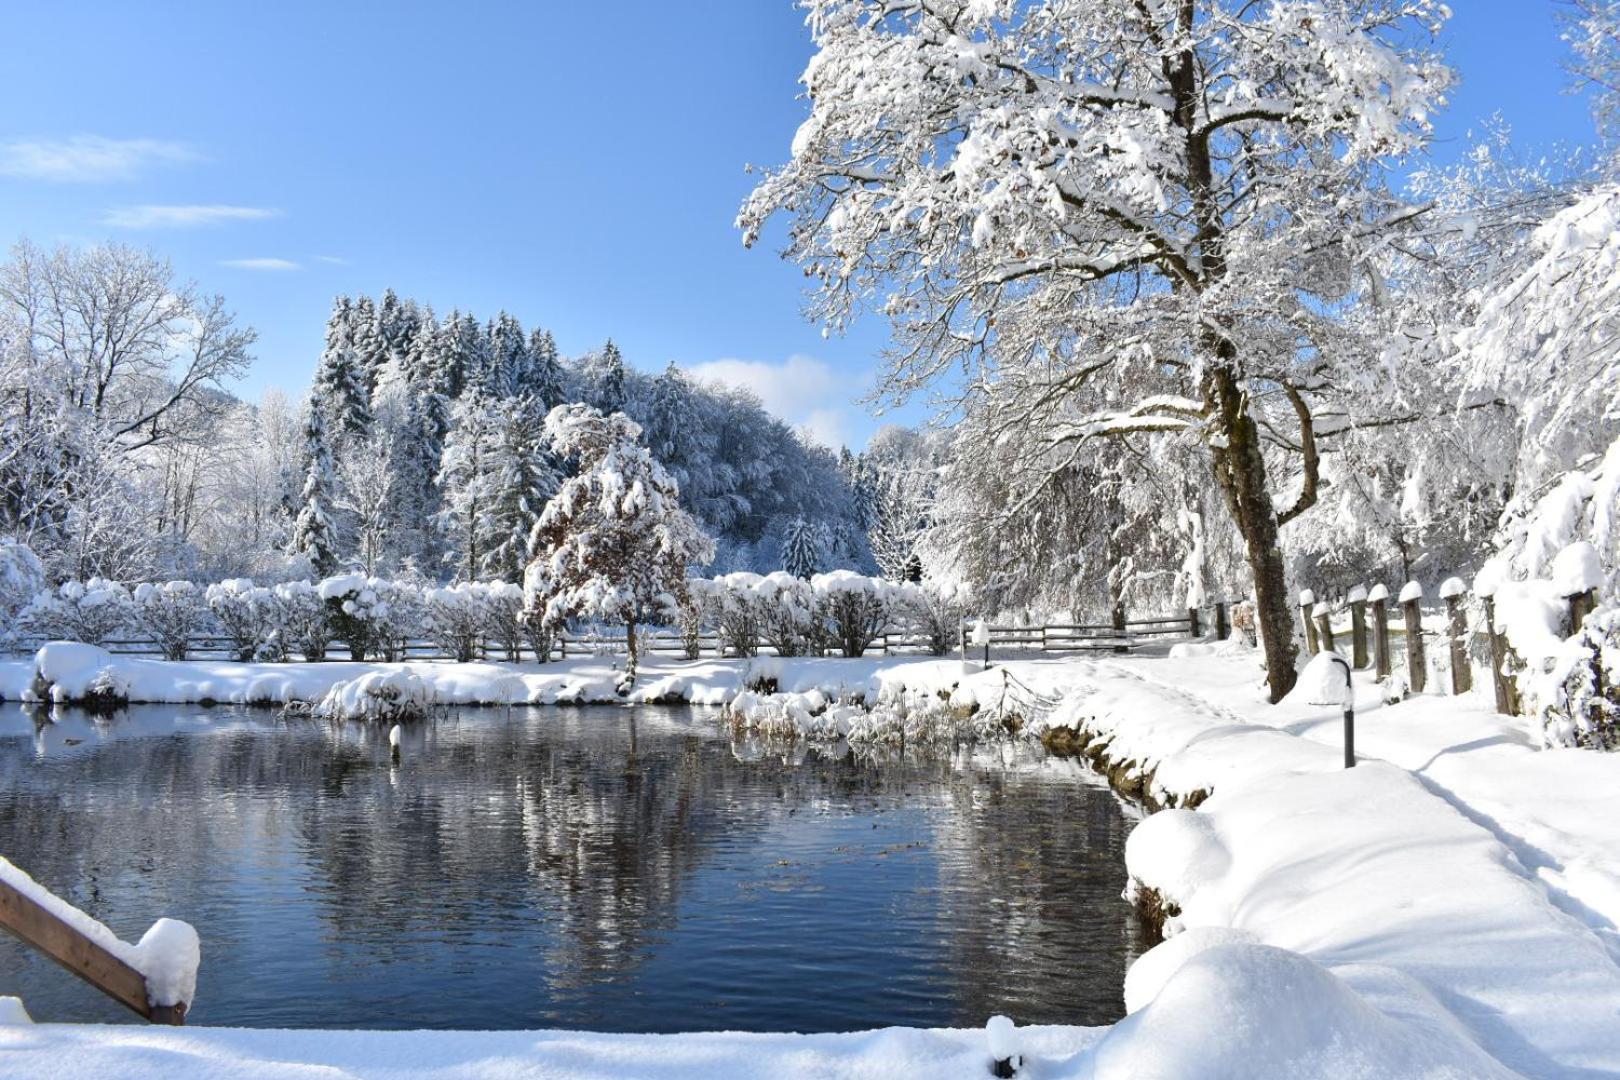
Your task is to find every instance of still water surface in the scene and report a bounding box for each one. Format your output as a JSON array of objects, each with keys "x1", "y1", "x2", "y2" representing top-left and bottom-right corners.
[{"x1": 0, "y1": 704, "x2": 1140, "y2": 1031}]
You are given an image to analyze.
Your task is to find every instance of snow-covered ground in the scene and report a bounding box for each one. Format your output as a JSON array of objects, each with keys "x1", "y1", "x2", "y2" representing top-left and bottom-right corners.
[{"x1": 6, "y1": 643, "x2": 1620, "y2": 1077}]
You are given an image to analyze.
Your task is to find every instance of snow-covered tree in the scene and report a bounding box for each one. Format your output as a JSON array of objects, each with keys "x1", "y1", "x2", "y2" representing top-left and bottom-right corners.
[
  {"x1": 290, "y1": 403, "x2": 341, "y2": 577},
  {"x1": 741, "y1": 0, "x2": 1453, "y2": 700},
  {"x1": 584, "y1": 339, "x2": 628, "y2": 415},
  {"x1": 133, "y1": 581, "x2": 207, "y2": 660},
  {"x1": 525, "y1": 328, "x2": 566, "y2": 411},
  {"x1": 487, "y1": 312, "x2": 529, "y2": 399},
  {"x1": 527, "y1": 404, "x2": 715, "y2": 686},
  {"x1": 780, "y1": 517, "x2": 825, "y2": 579},
  {"x1": 312, "y1": 297, "x2": 371, "y2": 441},
  {"x1": 483, "y1": 397, "x2": 560, "y2": 583},
  {"x1": 436, "y1": 393, "x2": 501, "y2": 582}
]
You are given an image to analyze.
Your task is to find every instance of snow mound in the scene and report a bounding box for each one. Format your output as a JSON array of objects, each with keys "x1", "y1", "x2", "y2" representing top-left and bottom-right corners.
[
  {"x1": 0, "y1": 997, "x2": 31, "y2": 1024},
  {"x1": 1123, "y1": 926, "x2": 1259, "y2": 1014},
  {"x1": 1124, "y1": 808, "x2": 1228, "y2": 911},
  {"x1": 26, "y1": 642, "x2": 125, "y2": 703},
  {"x1": 1086, "y1": 944, "x2": 1518, "y2": 1080},
  {"x1": 1553, "y1": 541, "x2": 1603, "y2": 596}
]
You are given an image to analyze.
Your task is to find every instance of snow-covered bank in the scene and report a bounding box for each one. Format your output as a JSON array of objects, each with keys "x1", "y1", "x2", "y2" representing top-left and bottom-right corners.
[{"x1": 0, "y1": 1021, "x2": 1101, "y2": 1080}]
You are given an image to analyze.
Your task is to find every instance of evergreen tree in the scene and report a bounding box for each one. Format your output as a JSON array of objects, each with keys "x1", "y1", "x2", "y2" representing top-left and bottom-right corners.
[
  {"x1": 780, "y1": 517, "x2": 824, "y2": 579},
  {"x1": 436, "y1": 393, "x2": 500, "y2": 581},
  {"x1": 487, "y1": 311, "x2": 529, "y2": 399},
  {"x1": 525, "y1": 328, "x2": 565, "y2": 411},
  {"x1": 586, "y1": 339, "x2": 628, "y2": 414},
  {"x1": 483, "y1": 397, "x2": 561, "y2": 581},
  {"x1": 289, "y1": 403, "x2": 340, "y2": 576},
  {"x1": 312, "y1": 296, "x2": 371, "y2": 441},
  {"x1": 349, "y1": 295, "x2": 387, "y2": 399}
]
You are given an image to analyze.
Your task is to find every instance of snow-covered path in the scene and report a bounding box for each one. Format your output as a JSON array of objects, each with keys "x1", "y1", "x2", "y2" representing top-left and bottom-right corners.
[{"x1": 1117, "y1": 651, "x2": 1620, "y2": 962}]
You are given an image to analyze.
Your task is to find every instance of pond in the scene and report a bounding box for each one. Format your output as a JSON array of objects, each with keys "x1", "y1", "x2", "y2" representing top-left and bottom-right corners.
[{"x1": 0, "y1": 704, "x2": 1143, "y2": 1032}]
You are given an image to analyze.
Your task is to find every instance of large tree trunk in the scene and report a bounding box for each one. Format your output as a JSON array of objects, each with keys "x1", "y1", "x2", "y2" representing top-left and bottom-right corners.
[
  {"x1": 622, "y1": 614, "x2": 639, "y2": 691},
  {"x1": 1210, "y1": 369, "x2": 1299, "y2": 703}
]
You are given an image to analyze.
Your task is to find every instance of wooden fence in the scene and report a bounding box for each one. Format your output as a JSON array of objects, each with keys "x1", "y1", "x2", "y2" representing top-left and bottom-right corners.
[
  {"x1": 11, "y1": 608, "x2": 1208, "y2": 664},
  {"x1": 1297, "y1": 578, "x2": 1601, "y2": 716}
]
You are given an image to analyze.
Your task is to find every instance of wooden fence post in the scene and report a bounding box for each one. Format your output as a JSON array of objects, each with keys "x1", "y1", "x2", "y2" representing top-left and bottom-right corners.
[
  {"x1": 0, "y1": 875, "x2": 187, "y2": 1025},
  {"x1": 1188, "y1": 606, "x2": 1202, "y2": 638},
  {"x1": 1299, "y1": 590, "x2": 1319, "y2": 655},
  {"x1": 1368, "y1": 584, "x2": 1391, "y2": 680},
  {"x1": 1214, "y1": 601, "x2": 1229, "y2": 641},
  {"x1": 1400, "y1": 581, "x2": 1426, "y2": 693},
  {"x1": 1440, "y1": 577, "x2": 1471, "y2": 695},
  {"x1": 1112, "y1": 602, "x2": 1128, "y2": 654},
  {"x1": 1479, "y1": 589, "x2": 1520, "y2": 715},
  {"x1": 1314, "y1": 601, "x2": 1335, "y2": 654},
  {"x1": 1347, "y1": 586, "x2": 1369, "y2": 669}
]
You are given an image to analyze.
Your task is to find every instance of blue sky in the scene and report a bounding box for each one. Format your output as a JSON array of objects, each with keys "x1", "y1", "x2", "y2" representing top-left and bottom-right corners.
[{"x1": 0, "y1": 0, "x2": 1600, "y2": 449}]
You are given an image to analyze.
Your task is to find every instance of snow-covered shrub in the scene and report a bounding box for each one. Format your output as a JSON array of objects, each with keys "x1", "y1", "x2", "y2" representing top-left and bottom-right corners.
[
  {"x1": 812, "y1": 571, "x2": 894, "y2": 658},
  {"x1": 313, "y1": 670, "x2": 437, "y2": 723},
  {"x1": 755, "y1": 572, "x2": 818, "y2": 657},
  {"x1": 0, "y1": 540, "x2": 47, "y2": 651},
  {"x1": 22, "y1": 578, "x2": 134, "y2": 647},
  {"x1": 706, "y1": 572, "x2": 767, "y2": 657},
  {"x1": 522, "y1": 562, "x2": 559, "y2": 664},
  {"x1": 133, "y1": 581, "x2": 208, "y2": 660},
  {"x1": 484, "y1": 581, "x2": 525, "y2": 663},
  {"x1": 205, "y1": 579, "x2": 276, "y2": 661},
  {"x1": 319, "y1": 574, "x2": 392, "y2": 661},
  {"x1": 898, "y1": 581, "x2": 969, "y2": 656},
  {"x1": 1540, "y1": 607, "x2": 1620, "y2": 749},
  {"x1": 367, "y1": 579, "x2": 424, "y2": 662},
  {"x1": 674, "y1": 584, "x2": 711, "y2": 661},
  {"x1": 271, "y1": 581, "x2": 330, "y2": 662},
  {"x1": 425, "y1": 583, "x2": 488, "y2": 663}
]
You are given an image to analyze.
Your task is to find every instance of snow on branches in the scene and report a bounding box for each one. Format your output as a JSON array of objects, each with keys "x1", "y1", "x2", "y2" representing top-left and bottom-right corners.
[{"x1": 526, "y1": 405, "x2": 715, "y2": 687}]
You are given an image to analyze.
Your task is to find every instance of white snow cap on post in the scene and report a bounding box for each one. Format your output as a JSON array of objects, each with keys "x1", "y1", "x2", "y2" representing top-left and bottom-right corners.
[
  {"x1": 1298, "y1": 589, "x2": 1316, "y2": 606},
  {"x1": 1399, "y1": 581, "x2": 1424, "y2": 604},
  {"x1": 1295, "y1": 650, "x2": 1355, "y2": 707},
  {"x1": 1367, "y1": 584, "x2": 1389, "y2": 603},
  {"x1": 1439, "y1": 577, "x2": 1467, "y2": 600},
  {"x1": 1347, "y1": 585, "x2": 1368, "y2": 604},
  {"x1": 1473, "y1": 564, "x2": 1502, "y2": 600},
  {"x1": 1311, "y1": 601, "x2": 1328, "y2": 618},
  {"x1": 1552, "y1": 541, "x2": 1603, "y2": 596},
  {"x1": 971, "y1": 619, "x2": 991, "y2": 646},
  {"x1": 986, "y1": 1014, "x2": 1019, "y2": 1062}
]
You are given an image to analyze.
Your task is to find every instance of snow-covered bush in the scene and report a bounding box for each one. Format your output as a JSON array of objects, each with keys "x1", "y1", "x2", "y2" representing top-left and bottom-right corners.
[
  {"x1": 22, "y1": 579, "x2": 134, "y2": 647},
  {"x1": 133, "y1": 581, "x2": 208, "y2": 660},
  {"x1": 674, "y1": 584, "x2": 711, "y2": 661},
  {"x1": 319, "y1": 574, "x2": 393, "y2": 661},
  {"x1": 367, "y1": 579, "x2": 424, "y2": 662},
  {"x1": 812, "y1": 571, "x2": 892, "y2": 658},
  {"x1": 484, "y1": 581, "x2": 525, "y2": 662},
  {"x1": 270, "y1": 581, "x2": 330, "y2": 662},
  {"x1": 1541, "y1": 607, "x2": 1620, "y2": 749},
  {"x1": 313, "y1": 670, "x2": 437, "y2": 723},
  {"x1": 755, "y1": 572, "x2": 818, "y2": 657},
  {"x1": 898, "y1": 581, "x2": 969, "y2": 656},
  {"x1": 425, "y1": 583, "x2": 489, "y2": 663},
  {"x1": 522, "y1": 562, "x2": 559, "y2": 664},
  {"x1": 705, "y1": 572, "x2": 767, "y2": 657},
  {"x1": 0, "y1": 540, "x2": 47, "y2": 650},
  {"x1": 205, "y1": 579, "x2": 276, "y2": 661}
]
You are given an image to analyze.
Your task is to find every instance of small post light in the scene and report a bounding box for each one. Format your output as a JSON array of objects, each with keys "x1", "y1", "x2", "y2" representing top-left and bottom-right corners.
[
  {"x1": 972, "y1": 618, "x2": 992, "y2": 669},
  {"x1": 987, "y1": 1015, "x2": 1021, "y2": 1078},
  {"x1": 1328, "y1": 654, "x2": 1355, "y2": 768}
]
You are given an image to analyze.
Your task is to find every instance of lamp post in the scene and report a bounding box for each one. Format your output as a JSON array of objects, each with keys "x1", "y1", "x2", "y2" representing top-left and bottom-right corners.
[
  {"x1": 1327, "y1": 653, "x2": 1355, "y2": 768},
  {"x1": 972, "y1": 618, "x2": 992, "y2": 670}
]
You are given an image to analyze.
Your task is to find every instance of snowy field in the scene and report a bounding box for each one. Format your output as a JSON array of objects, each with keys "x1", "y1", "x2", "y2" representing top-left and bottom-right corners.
[{"x1": 4, "y1": 643, "x2": 1620, "y2": 1078}]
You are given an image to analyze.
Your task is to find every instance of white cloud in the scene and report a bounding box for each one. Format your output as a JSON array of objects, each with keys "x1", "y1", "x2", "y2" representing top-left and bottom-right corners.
[
  {"x1": 219, "y1": 257, "x2": 301, "y2": 272},
  {"x1": 311, "y1": 255, "x2": 349, "y2": 265},
  {"x1": 686, "y1": 354, "x2": 860, "y2": 449},
  {"x1": 101, "y1": 204, "x2": 282, "y2": 229},
  {"x1": 0, "y1": 136, "x2": 199, "y2": 182}
]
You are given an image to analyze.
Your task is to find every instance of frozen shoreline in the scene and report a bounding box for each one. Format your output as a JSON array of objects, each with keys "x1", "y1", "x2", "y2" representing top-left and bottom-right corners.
[{"x1": 5, "y1": 646, "x2": 1620, "y2": 1077}]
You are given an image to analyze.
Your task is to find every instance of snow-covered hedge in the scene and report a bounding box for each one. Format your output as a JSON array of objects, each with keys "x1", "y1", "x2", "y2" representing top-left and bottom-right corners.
[
  {"x1": 133, "y1": 581, "x2": 207, "y2": 660},
  {"x1": 21, "y1": 578, "x2": 134, "y2": 647}
]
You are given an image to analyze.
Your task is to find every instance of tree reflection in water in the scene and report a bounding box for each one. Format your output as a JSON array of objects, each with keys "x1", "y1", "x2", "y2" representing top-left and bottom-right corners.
[{"x1": 0, "y1": 704, "x2": 1138, "y2": 1031}]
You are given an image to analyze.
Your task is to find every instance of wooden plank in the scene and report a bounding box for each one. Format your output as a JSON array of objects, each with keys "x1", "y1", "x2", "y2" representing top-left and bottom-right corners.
[{"x1": 0, "y1": 877, "x2": 184, "y2": 1024}]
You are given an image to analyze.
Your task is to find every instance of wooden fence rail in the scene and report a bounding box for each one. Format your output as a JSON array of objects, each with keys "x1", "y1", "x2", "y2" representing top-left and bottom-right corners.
[{"x1": 0, "y1": 874, "x2": 186, "y2": 1025}]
